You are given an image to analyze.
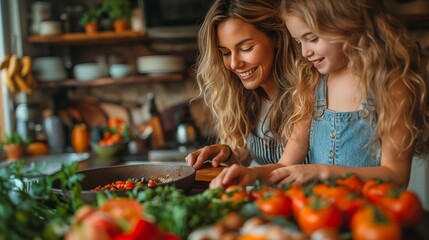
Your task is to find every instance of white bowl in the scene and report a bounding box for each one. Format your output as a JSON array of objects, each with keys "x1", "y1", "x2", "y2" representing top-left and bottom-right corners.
[
  {"x1": 109, "y1": 64, "x2": 131, "y2": 78},
  {"x1": 33, "y1": 57, "x2": 67, "y2": 82},
  {"x1": 74, "y1": 63, "x2": 108, "y2": 81}
]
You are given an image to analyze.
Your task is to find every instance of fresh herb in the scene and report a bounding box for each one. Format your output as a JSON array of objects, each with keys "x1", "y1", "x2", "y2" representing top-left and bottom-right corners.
[
  {"x1": 101, "y1": 0, "x2": 131, "y2": 21},
  {"x1": 0, "y1": 132, "x2": 30, "y2": 147},
  {"x1": 0, "y1": 161, "x2": 84, "y2": 240},
  {"x1": 79, "y1": 7, "x2": 103, "y2": 26},
  {"x1": 129, "y1": 186, "x2": 242, "y2": 239}
]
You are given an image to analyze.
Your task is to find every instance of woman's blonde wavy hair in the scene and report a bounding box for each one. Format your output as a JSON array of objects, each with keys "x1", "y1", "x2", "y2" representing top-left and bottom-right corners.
[
  {"x1": 196, "y1": 0, "x2": 299, "y2": 164},
  {"x1": 280, "y1": 0, "x2": 429, "y2": 156}
]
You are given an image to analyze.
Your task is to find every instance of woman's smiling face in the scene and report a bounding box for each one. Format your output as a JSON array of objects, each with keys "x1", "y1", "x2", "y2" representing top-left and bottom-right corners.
[{"x1": 217, "y1": 17, "x2": 277, "y2": 96}]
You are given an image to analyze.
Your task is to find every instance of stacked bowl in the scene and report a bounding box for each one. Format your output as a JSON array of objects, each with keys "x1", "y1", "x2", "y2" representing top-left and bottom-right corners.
[
  {"x1": 137, "y1": 55, "x2": 185, "y2": 75},
  {"x1": 33, "y1": 57, "x2": 67, "y2": 82}
]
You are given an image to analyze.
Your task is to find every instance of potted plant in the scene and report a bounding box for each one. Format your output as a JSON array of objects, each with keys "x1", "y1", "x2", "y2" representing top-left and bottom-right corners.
[
  {"x1": 101, "y1": 0, "x2": 131, "y2": 32},
  {"x1": 80, "y1": 7, "x2": 103, "y2": 34},
  {"x1": 1, "y1": 133, "x2": 29, "y2": 161}
]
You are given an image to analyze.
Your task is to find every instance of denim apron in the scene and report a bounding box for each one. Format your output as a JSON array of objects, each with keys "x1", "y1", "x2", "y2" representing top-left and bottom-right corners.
[{"x1": 308, "y1": 76, "x2": 380, "y2": 166}]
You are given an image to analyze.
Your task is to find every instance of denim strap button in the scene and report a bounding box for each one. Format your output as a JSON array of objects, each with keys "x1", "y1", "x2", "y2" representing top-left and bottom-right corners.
[{"x1": 361, "y1": 108, "x2": 369, "y2": 118}]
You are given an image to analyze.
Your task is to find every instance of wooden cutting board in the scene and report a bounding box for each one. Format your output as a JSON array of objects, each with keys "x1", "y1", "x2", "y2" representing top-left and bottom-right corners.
[{"x1": 195, "y1": 164, "x2": 224, "y2": 182}]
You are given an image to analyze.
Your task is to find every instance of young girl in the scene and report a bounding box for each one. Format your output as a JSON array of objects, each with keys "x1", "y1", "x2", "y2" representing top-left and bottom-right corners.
[
  {"x1": 210, "y1": 0, "x2": 429, "y2": 188},
  {"x1": 185, "y1": 0, "x2": 300, "y2": 169}
]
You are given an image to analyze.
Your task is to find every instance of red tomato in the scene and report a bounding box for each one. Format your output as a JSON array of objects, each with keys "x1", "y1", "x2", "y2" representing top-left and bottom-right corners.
[
  {"x1": 363, "y1": 180, "x2": 397, "y2": 204},
  {"x1": 256, "y1": 190, "x2": 292, "y2": 218},
  {"x1": 221, "y1": 185, "x2": 248, "y2": 202},
  {"x1": 283, "y1": 183, "x2": 303, "y2": 198},
  {"x1": 108, "y1": 118, "x2": 125, "y2": 129},
  {"x1": 334, "y1": 193, "x2": 367, "y2": 229},
  {"x1": 336, "y1": 174, "x2": 364, "y2": 193},
  {"x1": 110, "y1": 133, "x2": 124, "y2": 144},
  {"x1": 351, "y1": 205, "x2": 401, "y2": 240},
  {"x1": 296, "y1": 197, "x2": 342, "y2": 235},
  {"x1": 114, "y1": 219, "x2": 158, "y2": 240},
  {"x1": 379, "y1": 189, "x2": 423, "y2": 228},
  {"x1": 125, "y1": 180, "x2": 135, "y2": 189},
  {"x1": 147, "y1": 180, "x2": 157, "y2": 187},
  {"x1": 249, "y1": 185, "x2": 272, "y2": 201},
  {"x1": 312, "y1": 182, "x2": 350, "y2": 204},
  {"x1": 286, "y1": 187, "x2": 309, "y2": 218},
  {"x1": 99, "y1": 198, "x2": 144, "y2": 232}
]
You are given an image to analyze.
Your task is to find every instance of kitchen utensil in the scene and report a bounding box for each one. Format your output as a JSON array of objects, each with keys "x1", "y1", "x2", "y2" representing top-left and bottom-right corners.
[
  {"x1": 175, "y1": 104, "x2": 200, "y2": 149},
  {"x1": 43, "y1": 116, "x2": 65, "y2": 153},
  {"x1": 52, "y1": 162, "x2": 195, "y2": 203},
  {"x1": 72, "y1": 101, "x2": 108, "y2": 128},
  {"x1": 176, "y1": 123, "x2": 198, "y2": 147},
  {"x1": 99, "y1": 102, "x2": 132, "y2": 124}
]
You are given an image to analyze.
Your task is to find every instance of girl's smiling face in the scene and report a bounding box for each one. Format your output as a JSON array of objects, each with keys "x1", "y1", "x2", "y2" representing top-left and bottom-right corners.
[
  {"x1": 285, "y1": 14, "x2": 348, "y2": 75},
  {"x1": 217, "y1": 17, "x2": 276, "y2": 98}
]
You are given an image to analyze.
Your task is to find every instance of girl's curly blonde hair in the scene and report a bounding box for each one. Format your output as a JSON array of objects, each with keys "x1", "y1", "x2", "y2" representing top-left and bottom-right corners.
[{"x1": 281, "y1": 0, "x2": 429, "y2": 157}]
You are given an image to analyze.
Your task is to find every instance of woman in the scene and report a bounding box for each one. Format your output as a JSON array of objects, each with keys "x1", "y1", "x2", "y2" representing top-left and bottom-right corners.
[{"x1": 185, "y1": 0, "x2": 300, "y2": 169}]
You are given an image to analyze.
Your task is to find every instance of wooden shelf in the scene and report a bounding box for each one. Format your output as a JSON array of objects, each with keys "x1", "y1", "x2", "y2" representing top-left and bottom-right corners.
[
  {"x1": 27, "y1": 31, "x2": 148, "y2": 45},
  {"x1": 37, "y1": 73, "x2": 185, "y2": 89}
]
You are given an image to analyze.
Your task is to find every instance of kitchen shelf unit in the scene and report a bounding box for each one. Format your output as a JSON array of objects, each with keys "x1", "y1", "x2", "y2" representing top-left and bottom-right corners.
[
  {"x1": 27, "y1": 31, "x2": 148, "y2": 45},
  {"x1": 37, "y1": 73, "x2": 185, "y2": 89}
]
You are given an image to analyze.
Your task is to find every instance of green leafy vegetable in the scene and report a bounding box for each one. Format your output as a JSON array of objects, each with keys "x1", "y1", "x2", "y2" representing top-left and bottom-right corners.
[{"x1": 0, "y1": 161, "x2": 84, "y2": 240}]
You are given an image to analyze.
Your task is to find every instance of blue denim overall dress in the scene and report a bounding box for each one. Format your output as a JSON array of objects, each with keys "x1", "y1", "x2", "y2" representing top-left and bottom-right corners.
[{"x1": 308, "y1": 76, "x2": 380, "y2": 166}]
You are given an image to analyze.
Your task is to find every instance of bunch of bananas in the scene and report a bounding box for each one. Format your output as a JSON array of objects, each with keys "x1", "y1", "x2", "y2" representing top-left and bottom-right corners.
[{"x1": 0, "y1": 55, "x2": 35, "y2": 94}]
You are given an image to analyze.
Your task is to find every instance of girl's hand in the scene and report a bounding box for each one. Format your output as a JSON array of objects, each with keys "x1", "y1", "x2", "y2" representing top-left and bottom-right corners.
[
  {"x1": 268, "y1": 164, "x2": 327, "y2": 185},
  {"x1": 185, "y1": 144, "x2": 232, "y2": 169},
  {"x1": 209, "y1": 164, "x2": 257, "y2": 188}
]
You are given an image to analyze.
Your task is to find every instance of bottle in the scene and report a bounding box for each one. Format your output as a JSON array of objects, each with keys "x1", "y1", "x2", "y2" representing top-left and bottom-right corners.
[
  {"x1": 147, "y1": 93, "x2": 165, "y2": 149},
  {"x1": 71, "y1": 123, "x2": 89, "y2": 153}
]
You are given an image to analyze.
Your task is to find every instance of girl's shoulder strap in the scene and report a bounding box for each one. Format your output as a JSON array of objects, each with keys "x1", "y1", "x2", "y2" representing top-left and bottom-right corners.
[{"x1": 314, "y1": 75, "x2": 328, "y2": 108}]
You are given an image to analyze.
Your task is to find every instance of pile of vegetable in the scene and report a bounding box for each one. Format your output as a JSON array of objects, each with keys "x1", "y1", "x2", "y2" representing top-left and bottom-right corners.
[
  {"x1": 190, "y1": 176, "x2": 424, "y2": 239},
  {"x1": 0, "y1": 161, "x2": 240, "y2": 239},
  {"x1": 0, "y1": 161, "x2": 425, "y2": 240}
]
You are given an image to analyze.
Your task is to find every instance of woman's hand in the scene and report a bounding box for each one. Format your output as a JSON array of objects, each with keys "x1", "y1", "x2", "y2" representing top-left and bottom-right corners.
[
  {"x1": 209, "y1": 164, "x2": 257, "y2": 188},
  {"x1": 185, "y1": 144, "x2": 232, "y2": 169},
  {"x1": 268, "y1": 164, "x2": 327, "y2": 185}
]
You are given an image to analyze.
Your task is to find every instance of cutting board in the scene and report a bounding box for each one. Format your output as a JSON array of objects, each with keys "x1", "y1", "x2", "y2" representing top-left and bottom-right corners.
[{"x1": 195, "y1": 164, "x2": 224, "y2": 182}]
